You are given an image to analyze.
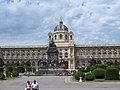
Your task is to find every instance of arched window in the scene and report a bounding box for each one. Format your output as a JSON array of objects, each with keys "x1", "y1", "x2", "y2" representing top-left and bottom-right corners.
[
  {"x1": 109, "y1": 52, "x2": 112, "y2": 54},
  {"x1": 55, "y1": 35, "x2": 57, "y2": 40},
  {"x1": 16, "y1": 61, "x2": 19, "y2": 66},
  {"x1": 49, "y1": 36, "x2": 51, "y2": 40},
  {"x1": 59, "y1": 34, "x2": 63, "y2": 39},
  {"x1": 32, "y1": 61, "x2": 35, "y2": 66},
  {"x1": 12, "y1": 61, "x2": 14, "y2": 64},
  {"x1": 65, "y1": 53, "x2": 68, "y2": 58},
  {"x1": 7, "y1": 61, "x2": 9, "y2": 64},
  {"x1": 103, "y1": 52, "x2": 106, "y2": 54},
  {"x1": 82, "y1": 61, "x2": 85, "y2": 66},
  {"x1": 70, "y1": 35, "x2": 72, "y2": 40},
  {"x1": 65, "y1": 35, "x2": 68, "y2": 40},
  {"x1": 21, "y1": 61, "x2": 25, "y2": 66}
]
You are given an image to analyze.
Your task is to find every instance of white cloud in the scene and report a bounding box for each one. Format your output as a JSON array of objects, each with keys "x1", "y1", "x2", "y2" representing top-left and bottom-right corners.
[{"x1": 0, "y1": 0, "x2": 120, "y2": 45}]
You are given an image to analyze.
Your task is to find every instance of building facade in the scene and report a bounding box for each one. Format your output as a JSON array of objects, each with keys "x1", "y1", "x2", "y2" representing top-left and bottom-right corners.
[{"x1": 0, "y1": 20, "x2": 120, "y2": 70}]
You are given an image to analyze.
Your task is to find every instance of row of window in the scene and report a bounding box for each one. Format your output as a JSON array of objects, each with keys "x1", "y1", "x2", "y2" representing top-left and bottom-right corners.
[
  {"x1": 6, "y1": 61, "x2": 36, "y2": 66},
  {"x1": 77, "y1": 51, "x2": 119, "y2": 55},
  {"x1": 77, "y1": 54, "x2": 119, "y2": 59},
  {"x1": 3, "y1": 53, "x2": 46, "y2": 56},
  {"x1": 2, "y1": 50, "x2": 46, "y2": 54},
  {"x1": 3, "y1": 55, "x2": 47, "y2": 59},
  {"x1": 59, "y1": 48, "x2": 68, "y2": 51},
  {"x1": 49, "y1": 34, "x2": 73, "y2": 40}
]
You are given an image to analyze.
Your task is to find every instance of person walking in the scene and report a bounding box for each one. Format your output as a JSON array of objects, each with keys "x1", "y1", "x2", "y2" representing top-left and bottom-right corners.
[
  {"x1": 31, "y1": 80, "x2": 39, "y2": 90},
  {"x1": 25, "y1": 81, "x2": 32, "y2": 90}
]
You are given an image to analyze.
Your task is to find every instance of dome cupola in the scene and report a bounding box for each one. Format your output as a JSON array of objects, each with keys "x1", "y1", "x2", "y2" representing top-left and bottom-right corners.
[{"x1": 54, "y1": 20, "x2": 68, "y2": 31}]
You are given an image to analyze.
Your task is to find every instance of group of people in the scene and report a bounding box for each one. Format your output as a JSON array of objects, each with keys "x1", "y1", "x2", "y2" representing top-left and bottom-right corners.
[{"x1": 25, "y1": 80, "x2": 39, "y2": 90}]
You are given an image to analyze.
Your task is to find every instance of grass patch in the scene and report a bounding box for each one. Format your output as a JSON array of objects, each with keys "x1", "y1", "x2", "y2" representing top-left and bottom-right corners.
[{"x1": 94, "y1": 79, "x2": 120, "y2": 82}]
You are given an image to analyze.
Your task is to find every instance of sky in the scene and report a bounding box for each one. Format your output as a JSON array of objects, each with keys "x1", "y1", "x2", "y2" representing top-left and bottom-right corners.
[{"x1": 0, "y1": 0, "x2": 120, "y2": 46}]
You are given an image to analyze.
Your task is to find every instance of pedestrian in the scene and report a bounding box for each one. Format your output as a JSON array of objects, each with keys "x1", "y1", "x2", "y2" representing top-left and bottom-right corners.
[
  {"x1": 31, "y1": 80, "x2": 39, "y2": 90},
  {"x1": 25, "y1": 81, "x2": 32, "y2": 90}
]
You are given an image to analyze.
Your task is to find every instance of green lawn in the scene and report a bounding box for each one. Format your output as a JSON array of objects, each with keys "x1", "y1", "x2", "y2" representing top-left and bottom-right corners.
[{"x1": 94, "y1": 79, "x2": 120, "y2": 82}]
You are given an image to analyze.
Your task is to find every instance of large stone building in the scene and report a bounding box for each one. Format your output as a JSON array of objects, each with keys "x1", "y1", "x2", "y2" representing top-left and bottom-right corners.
[{"x1": 0, "y1": 20, "x2": 120, "y2": 70}]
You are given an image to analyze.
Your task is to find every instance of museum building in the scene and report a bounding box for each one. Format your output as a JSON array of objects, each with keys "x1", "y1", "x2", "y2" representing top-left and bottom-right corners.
[{"x1": 0, "y1": 20, "x2": 120, "y2": 70}]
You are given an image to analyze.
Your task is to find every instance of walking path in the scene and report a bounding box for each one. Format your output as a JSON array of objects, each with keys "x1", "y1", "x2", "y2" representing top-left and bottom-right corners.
[{"x1": 0, "y1": 76, "x2": 120, "y2": 90}]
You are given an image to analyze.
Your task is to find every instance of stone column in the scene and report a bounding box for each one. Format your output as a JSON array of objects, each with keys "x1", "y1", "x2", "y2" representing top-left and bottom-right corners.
[{"x1": 68, "y1": 60, "x2": 71, "y2": 69}]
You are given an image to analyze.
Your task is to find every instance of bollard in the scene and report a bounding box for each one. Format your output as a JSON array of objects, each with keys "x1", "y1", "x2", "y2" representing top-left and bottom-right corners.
[{"x1": 79, "y1": 77, "x2": 82, "y2": 82}]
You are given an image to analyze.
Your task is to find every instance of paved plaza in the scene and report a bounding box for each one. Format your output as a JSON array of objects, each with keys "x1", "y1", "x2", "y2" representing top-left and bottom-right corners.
[{"x1": 0, "y1": 76, "x2": 120, "y2": 90}]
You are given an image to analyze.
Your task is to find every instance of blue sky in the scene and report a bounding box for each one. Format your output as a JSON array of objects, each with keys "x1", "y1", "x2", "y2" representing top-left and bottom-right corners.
[{"x1": 0, "y1": 0, "x2": 120, "y2": 45}]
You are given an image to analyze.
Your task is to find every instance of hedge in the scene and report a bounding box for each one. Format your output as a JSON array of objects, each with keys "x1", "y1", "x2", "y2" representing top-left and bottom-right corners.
[
  {"x1": 85, "y1": 72, "x2": 95, "y2": 81},
  {"x1": 0, "y1": 73, "x2": 5, "y2": 80},
  {"x1": 92, "y1": 68, "x2": 105, "y2": 79},
  {"x1": 105, "y1": 67, "x2": 119, "y2": 80},
  {"x1": 74, "y1": 71, "x2": 85, "y2": 80},
  {"x1": 12, "y1": 70, "x2": 19, "y2": 77}
]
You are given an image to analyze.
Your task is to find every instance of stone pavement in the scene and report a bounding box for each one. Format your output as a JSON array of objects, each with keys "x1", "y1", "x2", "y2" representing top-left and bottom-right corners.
[{"x1": 0, "y1": 76, "x2": 120, "y2": 90}]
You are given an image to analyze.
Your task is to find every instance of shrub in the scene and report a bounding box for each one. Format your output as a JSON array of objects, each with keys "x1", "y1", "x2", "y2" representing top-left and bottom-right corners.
[
  {"x1": 0, "y1": 67, "x2": 3, "y2": 73},
  {"x1": 74, "y1": 71, "x2": 85, "y2": 80},
  {"x1": 91, "y1": 66, "x2": 96, "y2": 71},
  {"x1": 16, "y1": 66, "x2": 25, "y2": 73},
  {"x1": 6, "y1": 71, "x2": 11, "y2": 77},
  {"x1": 12, "y1": 70, "x2": 19, "y2": 77},
  {"x1": 78, "y1": 67, "x2": 87, "y2": 72},
  {"x1": 85, "y1": 72, "x2": 95, "y2": 81},
  {"x1": 74, "y1": 71, "x2": 80, "y2": 80},
  {"x1": 72, "y1": 71, "x2": 76, "y2": 76},
  {"x1": 6, "y1": 66, "x2": 13, "y2": 73},
  {"x1": 26, "y1": 66, "x2": 32, "y2": 72},
  {"x1": 0, "y1": 73, "x2": 5, "y2": 80},
  {"x1": 92, "y1": 68, "x2": 105, "y2": 79},
  {"x1": 32, "y1": 68, "x2": 36, "y2": 73},
  {"x1": 95, "y1": 64, "x2": 107, "y2": 69},
  {"x1": 105, "y1": 67, "x2": 119, "y2": 80}
]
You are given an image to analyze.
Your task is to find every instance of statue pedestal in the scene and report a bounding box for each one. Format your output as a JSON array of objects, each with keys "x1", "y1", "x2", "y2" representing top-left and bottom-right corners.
[{"x1": 79, "y1": 77, "x2": 82, "y2": 82}]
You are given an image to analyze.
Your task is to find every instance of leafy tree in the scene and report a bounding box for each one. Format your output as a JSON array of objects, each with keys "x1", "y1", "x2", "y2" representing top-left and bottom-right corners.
[
  {"x1": 0, "y1": 73, "x2": 5, "y2": 80},
  {"x1": 106, "y1": 60, "x2": 113, "y2": 66},
  {"x1": 6, "y1": 71, "x2": 11, "y2": 77},
  {"x1": 12, "y1": 70, "x2": 19, "y2": 77},
  {"x1": 6, "y1": 66, "x2": 14, "y2": 73},
  {"x1": 95, "y1": 64, "x2": 107, "y2": 69},
  {"x1": 90, "y1": 58, "x2": 96, "y2": 66},
  {"x1": 32, "y1": 68, "x2": 36, "y2": 73},
  {"x1": 25, "y1": 61, "x2": 31, "y2": 67},
  {"x1": 96, "y1": 60, "x2": 102, "y2": 64},
  {"x1": 15, "y1": 61, "x2": 20, "y2": 66},
  {"x1": 114, "y1": 60, "x2": 120, "y2": 67},
  {"x1": 26, "y1": 66, "x2": 32, "y2": 72},
  {"x1": 16, "y1": 66, "x2": 25, "y2": 73},
  {"x1": 0, "y1": 58, "x2": 4, "y2": 67}
]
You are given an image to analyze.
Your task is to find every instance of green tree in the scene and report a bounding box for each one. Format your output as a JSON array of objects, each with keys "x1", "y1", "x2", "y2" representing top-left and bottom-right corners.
[
  {"x1": 0, "y1": 73, "x2": 5, "y2": 80},
  {"x1": 16, "y1": 66, "x2": 25, "y2": 73},
  {"x1": 6, "y1": 66, "x2": 14, "y2": 73},
  {"x1": 0, "y1": 58, "x2": 4, "y2": 67},
  {"x1": 26, "y1": 66, "x2": 32, "y2": 72},
  {"x1": 107, "y1": 60, "x2": 113, "y2": 66},
  {"x1": 12, "y1": 70, "x2": 19, "y2": 77},
  {"x1": 25, "y1": 61, "x2": 31, "y2": 67},
  {"x1": 90, "y1": 58, "x2": 96, "y2": 66}
]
